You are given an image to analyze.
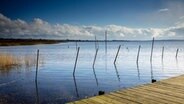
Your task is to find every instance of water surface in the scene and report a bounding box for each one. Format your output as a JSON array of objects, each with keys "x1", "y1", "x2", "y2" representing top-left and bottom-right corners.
[{"x1": 0, "y1": 41, "x2": 184, "y2": 104}]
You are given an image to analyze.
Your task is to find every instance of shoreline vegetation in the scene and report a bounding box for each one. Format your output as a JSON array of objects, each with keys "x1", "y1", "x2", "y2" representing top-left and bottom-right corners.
[
  {"x1": 0, "y1": 53, "x2": 43, "y2": 71},
  {"x1": 0, "y1": 38, "x2": 184, "y2": 46},
  {"x1": 0, "y1": 39, "x2": 63, "y2": 46},
  {"x1": 0, "y1": 53, "x2": 33, "y2": 70}
]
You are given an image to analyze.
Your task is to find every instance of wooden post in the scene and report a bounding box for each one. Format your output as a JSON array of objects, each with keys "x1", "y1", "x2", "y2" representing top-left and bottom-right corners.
[
  {"x1": 73, "y1": 47, "x2": 80, "y2": 76},
  {"x1": 162, "y1": 46, "x2": 164, "y2": 61},
  {"x1": 136, "y1": 45, "x2": 141, "y2": 64},
  {"x1": 176, "y1": 48, "x2": 179, "y2": 59},
  {"x1": 93, "y1": 48, "x2": 98, "y2": 69},
  {"x1": 114, "y1": 45, "x2": 121, "y2": 64},
  {"x1": 105, "y1": 30, "x2": 107, "y2": 53},
  {"x1": 150, "y1": 37, "x2": 154, "y2": 62},
  {"x1": 35, "y1": 49, "x2": 39, "y2": 82},
  {"x1": 76, "y1": 42, "x2": 78, "y2": 51},
  {"x1": 95, "y1": 35, "x2": 97, "y2": 50},
  {"x1": 136, "y1": 45, "x2": 141, "y2": 80},
  {"x1": 97, "y1": 39, "x2": 99, "y2": 49}
]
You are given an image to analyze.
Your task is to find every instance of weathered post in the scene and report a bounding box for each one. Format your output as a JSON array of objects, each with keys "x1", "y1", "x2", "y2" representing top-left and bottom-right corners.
[
  {"x1": 93, "y1": 48, "x2": 99, "y2": 69},
  {"x1": 76, "y1": 42, "x2": 78, "y2": 51},
  {"x1": 176, "y1": 48, "x2": 179, "y2": 59},
  {"x1": 105, "y1": 30, "x2": 107, "y2": 53},
  {"x1": 136, "y1": 45, "x2": 141, "y2": 64},
  {"x1": 35, "y1": 49, "x2": 39, "y2": 82},
  {"x1": 114, "y1": 45, "x2": 121, "y2": 64},
  {"x1": 150, "y1": 37, "x2": 154, "y2": 62},
  {"x1": 162, "y1": 46, "x2": 164, "y2": 61},
  {"x1": 73, "y1": 47, "x2": 80, "y2": 76},
  {"x1": 95, "y1": 35, "x2": 97, "y2": 50}
]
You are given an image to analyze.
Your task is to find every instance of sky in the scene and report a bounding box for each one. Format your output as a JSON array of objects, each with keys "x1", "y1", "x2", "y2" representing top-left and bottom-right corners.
[{"x1": 0, "y1": 0, "x2": 184, "y2": 40}]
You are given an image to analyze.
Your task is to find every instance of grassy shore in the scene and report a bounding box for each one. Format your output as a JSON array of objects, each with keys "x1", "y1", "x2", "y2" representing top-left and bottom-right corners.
[
  {"x1": 0, "y1": 39, "x2": 62, "y2": 46},
  {"x1": 0, "y1": 53, "x2": 42, "y2": 70},
  {"x1": 0, "y1": 53, "x2": 19, "y2": 69}
]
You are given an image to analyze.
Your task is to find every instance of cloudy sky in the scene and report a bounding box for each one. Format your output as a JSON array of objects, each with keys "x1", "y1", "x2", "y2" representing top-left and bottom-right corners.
[{"x1": 0, "y1": 0, "x2": 184, "y2": 40}]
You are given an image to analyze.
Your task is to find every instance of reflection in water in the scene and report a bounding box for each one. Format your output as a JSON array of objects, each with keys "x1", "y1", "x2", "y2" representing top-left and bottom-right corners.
[
  {"x1": 0, "y1": 65, "x2": 21, "y2": 74},
  {"x1": 24, "y1": 54, "x2": 36, "y2": 69},
  {"x1": 93, "y1": 67, "x2": 98, "y2": 86},
  {"x1": 150, "y1": 62, "x2": 154, "y2": 81},
  {"x1": 126, "y1": 47, "x2": 129, "y2": 52},
  {"x1": 0, "y1": 53, "x2": 21, "y2": 74},
  {"x1": 73, "y1": 75, "x2": 79, "y2": 97},
  {"x1": 35, "y1": 80, "x2": 40, "y2": 104},
  {"x1": 136, "y1": 62, "x2": 140, "y2": 80},
  {"x1": 105, "y1": 52, "x2": 107, "y2": 71},
  {"x1": 105, "y1": 30, "x2": 107, "y2": 54},
  {"x1": 176, "y1": 58, "x2": 179, "y2": 70},
  {"x1": 1, "y1": 41, "x2": 184, "y2": 103},
  {"x1": 93, "y1": 48, "x2": 98, "y2": 69},
  {"x1": 93, "y1": 48, "x2": 99, "y2": 86},
  {"x1": 105, "y1": 31, "x2": 108, "y2": 70},
  {"x1": 75, "y1": 42, "x2": 78, "y2": 51},
  {"x1": 114, "y1": 64, "x2": 120, "y2": 82},
  {"x1": 0, "y1": 79, "x2": 18, "y2": 87},
  {"x1": 161, "y1": 59, "x2": 164, "y2": 71},
  {"x1": 0, "y1": 53, "x2": 44, "y2": 75}
]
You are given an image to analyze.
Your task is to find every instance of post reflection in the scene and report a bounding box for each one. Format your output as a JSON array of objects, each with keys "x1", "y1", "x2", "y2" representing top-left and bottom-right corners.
[
  {"x1": 105, "y1": 53, "x2": 107, "y2": 71},
  {"x1": 176, "y1": 57, "x2": 179, "y2": 70},
  {"x1": 73, "y1": 75, "x2": 79, "y2": 97},
  {"x1": 35, "y1": 80, "x2": 40, "y2": 104},
  {"x1": 161, "y1": 59, "x2": 164, "y2": 71},
  {"x1": 93, "y1": 67, "x2": 99, "y2": 86},
  {"x1": 93, "y1": 48, "x2": 99, "y2": 86},
  {"x1": 114, "y1": 64, "x2": 120, "y2": 82},
  {"x1": 150, "y1": 62, "x2": 156, "y2": 83},
  {"x1": 136, "y1": 62, "x2": 140, "y2": 80}
]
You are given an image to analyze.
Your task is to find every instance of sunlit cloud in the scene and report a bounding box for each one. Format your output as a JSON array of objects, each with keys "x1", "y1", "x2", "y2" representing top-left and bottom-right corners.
[{"x1": 0, "y1": 13, "x2": 184, "y2": 40}]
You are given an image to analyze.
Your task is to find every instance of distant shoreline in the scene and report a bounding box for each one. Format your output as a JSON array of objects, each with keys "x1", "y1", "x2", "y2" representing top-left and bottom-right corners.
[
  {"x1": 0, "y1": 38, "x2": 183, "y2": 46},
  {"x1": 0, "y1": 39, "x2": 63, "y2": 46}
]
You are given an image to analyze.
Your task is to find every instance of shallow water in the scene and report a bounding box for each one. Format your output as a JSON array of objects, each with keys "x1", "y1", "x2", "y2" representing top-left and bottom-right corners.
[{"x1": 0, "y1": 41, "x2": 184, "y2": 104}]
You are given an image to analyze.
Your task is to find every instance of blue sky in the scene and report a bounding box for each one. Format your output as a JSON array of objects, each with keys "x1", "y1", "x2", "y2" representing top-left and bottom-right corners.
[
  {"x1": 0, "y1": 0, "x2": 167, "y2": 27},
  {"x1": 0, "y1": 0, "x2": 184, "y2": 39}
]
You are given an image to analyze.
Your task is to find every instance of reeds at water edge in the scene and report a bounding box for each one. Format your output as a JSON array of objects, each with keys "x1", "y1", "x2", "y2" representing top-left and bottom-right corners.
[
  {"x1": 0, "y1": 53, "x2": 43, "y2": 71},
  {"x1": 0, "y1": 53, "x2": 20, "y2": 69}
]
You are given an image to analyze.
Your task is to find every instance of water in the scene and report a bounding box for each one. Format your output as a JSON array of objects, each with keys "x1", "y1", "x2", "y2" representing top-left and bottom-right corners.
[{"x1": 0, "y1": 40, "x2": 184, "y2": 104}]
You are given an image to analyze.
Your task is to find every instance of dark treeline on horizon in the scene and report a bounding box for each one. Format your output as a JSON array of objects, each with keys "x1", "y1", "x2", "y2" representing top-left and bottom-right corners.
[{"x1": 0, "y1": 38, "x2": 184, "y2": 42}]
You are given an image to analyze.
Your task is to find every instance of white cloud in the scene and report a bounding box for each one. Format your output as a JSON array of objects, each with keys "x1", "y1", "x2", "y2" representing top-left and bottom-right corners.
[
  {"x1": 0, "y1": 13, "x2": 184, "y2": 40},
  {"x1": 158, "y1": 8, "x2": 169, "y2": 12},
  {"x1": 175, "y1": 16, "x2": 184, "y2": 27},
  {"x1": 179, "y1": 16, "x2": 184, "y2": 19}
]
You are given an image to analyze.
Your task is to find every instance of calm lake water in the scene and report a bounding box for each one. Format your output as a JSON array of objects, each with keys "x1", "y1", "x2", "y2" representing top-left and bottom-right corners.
[{"x1": 0, "y1": 41, "x2": 184, "y2": 104}]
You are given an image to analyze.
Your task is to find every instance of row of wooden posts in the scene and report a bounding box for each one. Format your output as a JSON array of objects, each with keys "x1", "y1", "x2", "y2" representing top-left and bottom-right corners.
[{"x1": 34, "y1": 37, "x2": 181, "y2": 81}]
